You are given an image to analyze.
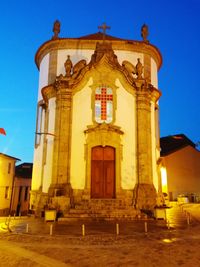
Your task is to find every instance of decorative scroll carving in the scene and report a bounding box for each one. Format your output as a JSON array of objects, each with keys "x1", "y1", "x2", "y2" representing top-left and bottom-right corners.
[
  {"x1": 122, "y1": 60, "x2": 136, "y2": 80},
  {"x1": 89, "y1": 42, "x2": 119, "y2": 66},
  {"x1": 84, "y1": 122, "x2": 124, "y2": 135},
  {"x1": 52, "y1": 20, "x2": 60, "y2": 40},
  {"x1": 72, "y1": 59, "x2": 87, "y2": 78},
  {"x1": 122, "y1": 58, "x2": 143, "y2": 80},
  {"x1": 54, "y1": 40, "x2": 157, "y2": 96},
  {"x1": 55, "y1": 56, "x2": 87, "y2": 89}
]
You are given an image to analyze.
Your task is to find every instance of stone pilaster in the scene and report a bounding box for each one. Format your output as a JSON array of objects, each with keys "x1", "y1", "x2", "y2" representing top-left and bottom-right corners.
[
  {"x1": 143, "y1": 54, "x2": 151, "y2": 84},
  {"x1": 49, "y1": 82, "x2": 73, "y2": 197},
  {"x1": 134, "y1": 83, "x2": 157, "y2": 210},
  {"x1": 48, "y1": 50, "x2": 58, "y2": 85}
]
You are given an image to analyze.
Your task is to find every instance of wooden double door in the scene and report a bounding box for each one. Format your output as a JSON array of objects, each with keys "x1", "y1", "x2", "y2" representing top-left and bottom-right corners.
[{"x1": 91, "y1": 146, "x2": 115, "y2": 198}]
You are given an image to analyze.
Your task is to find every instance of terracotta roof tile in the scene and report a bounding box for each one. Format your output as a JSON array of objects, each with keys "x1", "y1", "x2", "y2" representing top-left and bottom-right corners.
[
  {"x1": 160, "y1": 134, "x2": 196, "y2": 156},
  {"x1": 79, "y1": 32, "x2": 124, "y2": 41}
]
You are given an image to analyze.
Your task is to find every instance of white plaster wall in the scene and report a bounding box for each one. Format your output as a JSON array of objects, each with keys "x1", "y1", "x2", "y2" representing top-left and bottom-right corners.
[
  {"x1": 151, "y1": 58, "x2": 158, "y2": 88},
  {"x1": 31, "y1": 109, "x2": 45, "y2": 191},
  {"x1": 38, "y1": 54, "x2": 49, "y2": 101},
  {"x1": 42, "y1": 97, "x2": 56, "y2": 193},
  {"x1": 115, "y1": 79, "x2": 137, "y2": 189},
  {"x1": 70, "y1": 79, "x2": 93, "y2": 189},
  {"x1": 57, "y1": 50, "x2": 94, "y2": 76}
]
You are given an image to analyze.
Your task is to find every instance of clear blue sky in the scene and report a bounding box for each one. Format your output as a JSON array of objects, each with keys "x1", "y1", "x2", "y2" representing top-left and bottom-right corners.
[{"x1": 0, "y1": 0, "x2": 200, "y2": 163}]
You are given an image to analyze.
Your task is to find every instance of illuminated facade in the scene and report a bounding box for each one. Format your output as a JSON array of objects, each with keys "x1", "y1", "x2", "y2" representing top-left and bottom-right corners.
[
  {"x1": 0, "y1": 153, "x2": 19, "y2": 216},
  {"x1": 30, "y1": 22, "x2": 163, "y2": 218},
  {"x1": 160, "y1": 134, "x2": 200, "y2": 202},
  {"x1": 11, "y1": 163, "x2": 32, "y2": 216}
]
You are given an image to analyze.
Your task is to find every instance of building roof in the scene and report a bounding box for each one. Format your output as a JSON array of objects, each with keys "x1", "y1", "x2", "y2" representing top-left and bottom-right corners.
[
  {"x1": 15, "y1": 162, "x2": 33, "y2": 179},
  {"x1": 35, "y1": 30, "x2": 162, "y2": 71},
  {"x1": 0, "y1": 153, "x2": 20, "y2": 161},
  {"x1": 79, "y1": 32, "x2": 125, "y2": 41},
  {"x1": 160, "y1": 134, "x2": 196, "y2": 156}
]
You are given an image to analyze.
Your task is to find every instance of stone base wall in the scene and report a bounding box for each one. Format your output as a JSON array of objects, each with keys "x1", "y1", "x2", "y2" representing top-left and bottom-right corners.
[
  {"x1": 0, "y1": 208, "x2": 9, "y2": 216},
  {"x1": 30, "y1": 186, "x2": 158, "y2": 219},
  {"x1": 133, "y1": 183, "x2": 157, "y2": 210}
]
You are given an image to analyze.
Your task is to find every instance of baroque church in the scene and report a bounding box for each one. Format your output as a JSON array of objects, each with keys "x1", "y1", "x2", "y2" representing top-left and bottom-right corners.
[{"x1": 30, "y1": 21, "x2": 163, "y2": 218}]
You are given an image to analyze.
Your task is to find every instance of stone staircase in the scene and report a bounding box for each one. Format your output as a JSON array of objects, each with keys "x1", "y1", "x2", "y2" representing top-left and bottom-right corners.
[
  {"x1": 165, "y1": 202, "x2": 188, "y2": 228},
  {"x1": 61, "y1": 199, "x2": 139, "y2": 221}
]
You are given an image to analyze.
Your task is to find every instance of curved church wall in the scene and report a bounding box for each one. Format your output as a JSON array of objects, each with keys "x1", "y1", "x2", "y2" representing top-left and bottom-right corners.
[
  {"x1": 31, "y1": 109, "x2": 45, "y2": 191},
  {"x1": 57, "y1": 49, "x2": 93, "y2": 76},
  {"x1": 42, "y1": 97, "x2": 56, "y2": 193},
  {"x1": 115, "y1": 79, "x2": 137, "y2": 189},
  {"x1": 38, "y1": 54, "x2": 49, "y2": 101},
  {"x1": 70, "y1": 79, "x2": 93, "y2": 189}
]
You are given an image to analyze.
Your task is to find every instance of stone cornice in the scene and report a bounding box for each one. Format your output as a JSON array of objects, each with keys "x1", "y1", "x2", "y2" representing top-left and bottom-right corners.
[
  {"x1": 84, "y1": 123, "x2": 124, "y2": 135},
  {"x1": 136, "y1": 83, "x2": 161, "y2": 102},
  {"x1": 35, "y1": 38, "x2": 162, "y2": 71}
]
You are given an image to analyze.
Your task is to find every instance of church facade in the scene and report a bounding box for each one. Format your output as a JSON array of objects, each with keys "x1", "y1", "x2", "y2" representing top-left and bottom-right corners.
[{"x1": 30, "y1": 22, "x2": 163, "y2": 218}]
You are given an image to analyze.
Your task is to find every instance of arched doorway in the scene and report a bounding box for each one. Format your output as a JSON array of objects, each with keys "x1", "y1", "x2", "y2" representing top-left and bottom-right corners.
[{"x1": 91, "y1": 146, "x2": 115, "y2": 198}]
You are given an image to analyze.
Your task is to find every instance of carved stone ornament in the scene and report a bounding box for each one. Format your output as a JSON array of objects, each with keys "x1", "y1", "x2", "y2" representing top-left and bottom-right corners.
[
  {"x1": 122, "y1": 58, "x2": 143, "y2": 80},
  {"x1": 52, "y1": 20, "x2": 60, "y2": 40},
  {"x1": 89, "y1": 42, "x2": 119, "y2": 67},
  {"x1": 54, "y1": 40, "x2": 159, "y2": 99},
  {"x1": 84, "y1": 122, "x2": 124, "y2": 135},
  {"x1": 136, "y1": 58, "x2": 143, "y2": 79},
  {"x1": 64, "y1": 55, "x2": 73, "y2": 77},
  {"x1": 141, "y1": 24, "x2": 149, "y2": 43},
  {"x1": 55, "y1": 55, "x2": 87, "y2": 89}
]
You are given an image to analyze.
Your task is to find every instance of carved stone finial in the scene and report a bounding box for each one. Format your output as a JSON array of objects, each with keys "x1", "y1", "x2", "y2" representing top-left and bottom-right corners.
[
  {"x1": 141, "y1": 24, "x2": 149, "y2": 43},
  {"x1": 52, "y1": 20, "x2": 60, "y2": 39},
  {"x1": 64, "y1": 55, "x2": 73, "y2": 77},
  {"x1": 136, "y1": 58, "x2": 143, "y2": 79},
  {"x1": 98, "y1": 23, "x2": 111, "y2": 42}
]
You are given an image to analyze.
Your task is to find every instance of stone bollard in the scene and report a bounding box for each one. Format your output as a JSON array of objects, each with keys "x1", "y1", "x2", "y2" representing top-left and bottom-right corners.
[
  {"x1": 187, "y1": 213, "x2": 190, "y2": 225},
  {"x1": 50, "y1": 224, "x2": 53, "y2": 236},
  {"x1": 116, "y1": 223, "x2": 119, "y2": 235},
  {"x1": 26, "y1": 224, "x2": 29, "y2": 233},
  {"x1": 144, "y1": 221, "x2": 148, "y2": 233},
  {"x1": 82, "y1": 224, "x2": 85, "y2": 236}
]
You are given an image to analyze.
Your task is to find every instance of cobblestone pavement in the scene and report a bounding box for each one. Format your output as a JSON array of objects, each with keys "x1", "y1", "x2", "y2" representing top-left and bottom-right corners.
[{"x1": 0, "y1": 202, "x2": 198, "y2": 237}]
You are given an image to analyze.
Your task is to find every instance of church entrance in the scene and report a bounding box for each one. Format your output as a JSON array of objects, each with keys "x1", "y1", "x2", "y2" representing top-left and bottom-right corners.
[{"x1": 91, "y1": 146, "x2": 115, "y2": 198}]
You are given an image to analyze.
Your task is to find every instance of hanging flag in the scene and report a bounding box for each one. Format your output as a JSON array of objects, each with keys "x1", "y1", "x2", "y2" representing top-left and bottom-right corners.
[{"x1": 0, "y1": 128, "x2": 6, "y2": 135}]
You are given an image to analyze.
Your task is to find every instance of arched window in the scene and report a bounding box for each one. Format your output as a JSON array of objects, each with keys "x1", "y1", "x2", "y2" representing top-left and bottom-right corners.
[
  {"x1": 95, "y1": 87, "x2": 113, "y2": 123},
  {"x1": 35, "y1": 100, "x2": 45, "y2": 146}
]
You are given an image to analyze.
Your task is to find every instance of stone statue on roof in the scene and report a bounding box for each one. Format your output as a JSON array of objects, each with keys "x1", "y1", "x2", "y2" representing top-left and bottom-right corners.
[
  {"x1": 141, "y1": 24, "x2": 149, "y2": 43},
  {"x1": 64, "y1": 55, "x2": 73, "y2": 77},
  {"x1": 52, "y1": 20, "x2": 60, "y2": 39}
]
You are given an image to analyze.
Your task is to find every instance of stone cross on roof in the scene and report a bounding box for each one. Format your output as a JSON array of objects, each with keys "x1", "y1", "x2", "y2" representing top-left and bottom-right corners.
[{"x1": 98, "y1": 23, "x2": 111, "y2": 42}]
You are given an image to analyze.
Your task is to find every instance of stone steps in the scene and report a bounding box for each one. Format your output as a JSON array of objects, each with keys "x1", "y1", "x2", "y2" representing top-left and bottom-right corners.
[{"x1": 61, "y1": 199, "x2": 138, "y2": 220}]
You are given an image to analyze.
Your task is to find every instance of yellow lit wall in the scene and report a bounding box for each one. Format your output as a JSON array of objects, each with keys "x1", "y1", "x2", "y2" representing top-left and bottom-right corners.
[
  {"x1": 0, "y1": 154, "x2": 17, "y2": 214},
  {"x1": 162, "y1": 146, "x2": 200, "y2": 200},
  {"x1": 70, "y1": 79, "x2": 93, "y2": 189},
  {"x1": 115, "y1": 79, "x2": 136, "y2": 189},
  {"x1": 161, "y1": 166, "x2": 168, "y2": 193}
]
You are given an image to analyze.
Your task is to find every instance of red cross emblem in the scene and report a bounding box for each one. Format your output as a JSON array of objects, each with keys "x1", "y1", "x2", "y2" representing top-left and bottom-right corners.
[{"x1": 95, "y1": 87, "x2": 113, "y2": 120}]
